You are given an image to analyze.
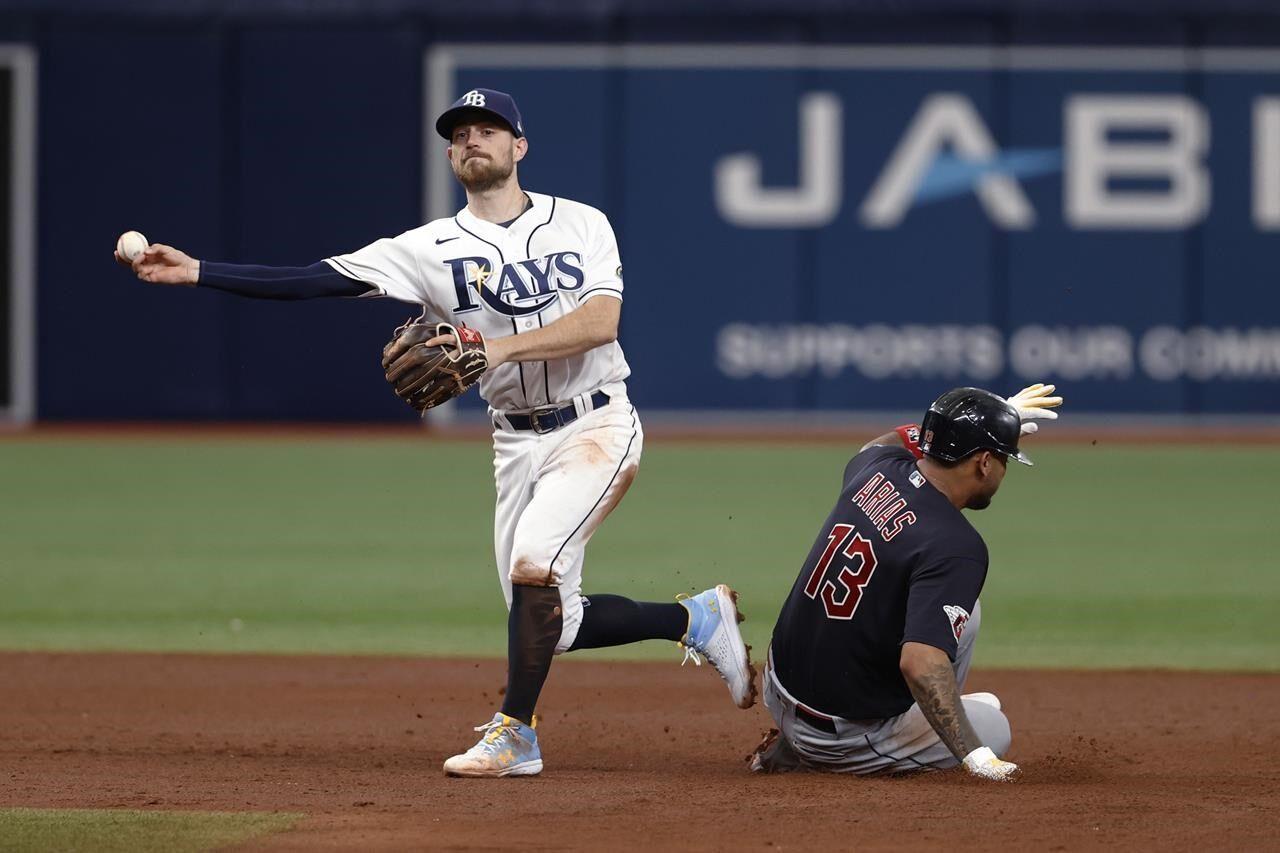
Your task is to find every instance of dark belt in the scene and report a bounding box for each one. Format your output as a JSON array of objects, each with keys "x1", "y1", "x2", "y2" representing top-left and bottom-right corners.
[
  {"x1": 503, "y1": 391, "x2": 610, "y2": 434},
  {"x1": 795, "y1": 704, "x2": 838, "y2": 735}
]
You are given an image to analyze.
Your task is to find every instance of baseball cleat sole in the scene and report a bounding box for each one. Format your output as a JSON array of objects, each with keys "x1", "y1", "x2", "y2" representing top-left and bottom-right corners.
[
  {"x1": 748, "y1": 728, "x2": 804, "y2": 774},
  {"x1": 444, "y1": 758, "x2": 543, "y2": 778},
  {"x1": 718, "y1": 584, "x2": 759, "y2": 710}
]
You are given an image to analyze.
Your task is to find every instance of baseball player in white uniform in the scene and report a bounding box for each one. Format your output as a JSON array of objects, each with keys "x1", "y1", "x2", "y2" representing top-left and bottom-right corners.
[{"x1": 117, "y1": 88, "x2": 756, "y2": 778}]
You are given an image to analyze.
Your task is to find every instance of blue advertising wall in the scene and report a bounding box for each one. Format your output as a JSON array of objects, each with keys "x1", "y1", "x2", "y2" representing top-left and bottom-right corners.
[{"x1": 14, "y1": 2, "x2": 1280, "y2": 420}]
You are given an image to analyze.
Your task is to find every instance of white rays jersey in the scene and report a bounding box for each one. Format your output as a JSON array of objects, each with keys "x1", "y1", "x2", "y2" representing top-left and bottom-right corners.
[
  {"x1": 324, "y1": 191, "x2": 630, "y2": 411},
  {"x1": 324, "y1": 190, "x2": 643, "y2": 654}
]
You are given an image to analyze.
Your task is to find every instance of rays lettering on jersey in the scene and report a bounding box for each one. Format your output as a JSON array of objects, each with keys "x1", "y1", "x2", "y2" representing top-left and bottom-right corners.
[{"x1": 445, "y1": 252, "x2": 585, "y2": 317}]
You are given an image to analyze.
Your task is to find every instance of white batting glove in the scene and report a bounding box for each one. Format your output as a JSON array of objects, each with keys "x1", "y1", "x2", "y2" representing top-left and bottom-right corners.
[
  {"x1": 962, "y1": 747, "x2": 1020, "y2": 782},
  {"x1": 1005, "y1": 383, "x2": 1063, "y2": 436}
]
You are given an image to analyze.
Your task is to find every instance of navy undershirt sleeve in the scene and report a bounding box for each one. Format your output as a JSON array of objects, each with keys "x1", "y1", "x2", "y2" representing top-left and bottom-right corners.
[{"x1": 198, "y1": 260, "x2": 373, "y2": 300}]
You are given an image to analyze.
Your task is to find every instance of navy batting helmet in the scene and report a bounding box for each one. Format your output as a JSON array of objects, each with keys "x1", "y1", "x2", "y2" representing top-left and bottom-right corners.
[{"x1": 919, "y1": 387, "x2": 1032, "y2": 466}]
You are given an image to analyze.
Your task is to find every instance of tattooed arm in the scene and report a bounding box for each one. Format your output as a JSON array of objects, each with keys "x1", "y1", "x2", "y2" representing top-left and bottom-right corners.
[
  {"x1": 900, "y1": 641, "x2": 982, "y2": 758},
  {"x1": 900, "y1": 642, "x2": 1020, "y2": 781}
]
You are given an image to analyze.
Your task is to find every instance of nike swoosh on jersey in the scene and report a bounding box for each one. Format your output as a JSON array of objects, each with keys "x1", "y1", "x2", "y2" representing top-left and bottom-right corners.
[{"x1": 435, "y1": 236, "x2": 460, "y2": 244}]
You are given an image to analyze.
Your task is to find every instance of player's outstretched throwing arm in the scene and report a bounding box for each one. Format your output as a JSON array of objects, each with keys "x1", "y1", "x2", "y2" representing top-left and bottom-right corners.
[{"x1": 115, "y1": 241, "x2": 374, "y2": 299}]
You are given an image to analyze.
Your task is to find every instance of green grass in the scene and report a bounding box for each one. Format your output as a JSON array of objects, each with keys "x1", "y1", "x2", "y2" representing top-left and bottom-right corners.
[
  {"x1": 0, "y1": 808, "x2": 300, "y2": 852},
  {"x1": 1, "y1": 436, "x2": 1276, "y2": 669}
]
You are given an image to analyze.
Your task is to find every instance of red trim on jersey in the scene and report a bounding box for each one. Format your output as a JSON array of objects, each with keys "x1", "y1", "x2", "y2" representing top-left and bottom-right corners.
[{"x1": 895, "y1": 424, "x2": 924, "y2": 460}]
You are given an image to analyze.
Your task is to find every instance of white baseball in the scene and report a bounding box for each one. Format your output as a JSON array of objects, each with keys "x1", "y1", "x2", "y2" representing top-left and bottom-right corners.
[{"x1": 116, "y1": 230, "x2": 148, "y2": 262}]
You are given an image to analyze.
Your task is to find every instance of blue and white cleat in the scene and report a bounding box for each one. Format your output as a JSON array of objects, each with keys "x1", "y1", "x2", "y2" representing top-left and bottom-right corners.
[
  {"x1": 443, "y1": 712, "x2": 543, "y2": 778},
  {"x1": 678, "y1": 584, "x2": 758, "y2": 709}
]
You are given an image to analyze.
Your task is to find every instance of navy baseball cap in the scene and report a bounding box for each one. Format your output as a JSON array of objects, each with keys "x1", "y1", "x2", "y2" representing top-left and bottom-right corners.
[{"x1": 435, "y1": 88, "x2": 524, "y2": 140}]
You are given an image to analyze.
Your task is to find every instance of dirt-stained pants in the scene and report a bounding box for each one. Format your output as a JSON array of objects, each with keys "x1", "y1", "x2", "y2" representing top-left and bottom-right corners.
[{"x1": 490, "y1": 394, "x2": 643, "y2": 654}]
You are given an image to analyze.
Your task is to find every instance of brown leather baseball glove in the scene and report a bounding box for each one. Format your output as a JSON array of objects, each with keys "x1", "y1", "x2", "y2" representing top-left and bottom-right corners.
[{"x1": 381, "y1": 318, "x2": 489, "y2": 413}]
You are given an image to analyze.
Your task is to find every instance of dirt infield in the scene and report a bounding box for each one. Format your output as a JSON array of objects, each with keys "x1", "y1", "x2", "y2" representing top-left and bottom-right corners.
[{"x1": 2, "y1": 653, "x2": 1276, "y2": 851}]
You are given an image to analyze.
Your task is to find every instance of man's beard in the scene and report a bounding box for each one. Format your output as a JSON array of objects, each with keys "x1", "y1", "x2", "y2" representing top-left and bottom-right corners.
[
  {"x1": 966, "y1": 491, "x2": 994, "y2": 511},
  {"x1": 454, "y1": 154, "x2": 513, "y2": 192}
]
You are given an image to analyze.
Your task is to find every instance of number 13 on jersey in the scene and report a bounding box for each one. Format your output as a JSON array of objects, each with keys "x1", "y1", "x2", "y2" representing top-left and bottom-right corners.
[{"x1": 803, "y1": 524, "x2": 879, "y2": 620}]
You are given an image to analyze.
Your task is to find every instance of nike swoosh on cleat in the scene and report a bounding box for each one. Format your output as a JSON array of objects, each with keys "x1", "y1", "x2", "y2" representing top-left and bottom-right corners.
[{"x1": 435, "y1": 236, "x2": 460, "y2": 244}]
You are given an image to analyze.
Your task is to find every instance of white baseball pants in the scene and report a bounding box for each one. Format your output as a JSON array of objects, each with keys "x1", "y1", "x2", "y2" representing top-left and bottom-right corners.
[{"x1": 490, "y1": 394, "x2": 643, "y2": 653}]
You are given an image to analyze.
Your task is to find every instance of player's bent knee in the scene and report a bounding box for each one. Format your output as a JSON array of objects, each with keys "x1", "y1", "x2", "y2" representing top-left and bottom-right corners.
[
  {"x1": 510, "y1": 557, "x2": 556, "y2": 587},
  {"x1": 965, "y1": 701, "x2": 1012, "y2": 758}
]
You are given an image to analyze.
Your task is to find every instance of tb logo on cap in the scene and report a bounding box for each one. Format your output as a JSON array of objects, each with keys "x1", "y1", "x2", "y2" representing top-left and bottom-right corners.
[{"x1": 462, "y1": 90, "x2": 486, "y2": 107}]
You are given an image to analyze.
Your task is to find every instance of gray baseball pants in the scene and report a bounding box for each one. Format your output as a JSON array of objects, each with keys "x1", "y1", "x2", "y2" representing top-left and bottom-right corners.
[{"x1": 761, "y1": 600, "x2": 1012, "y2": 775}]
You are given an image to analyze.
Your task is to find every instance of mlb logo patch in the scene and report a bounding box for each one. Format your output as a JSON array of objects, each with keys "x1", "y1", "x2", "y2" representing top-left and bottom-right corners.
[
  {"x1": 909, "y1": 470, "x2": 926, "y2": 488},
  {"x1": 943, "y1": 604, "x2": 970, "y2": 641}
]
